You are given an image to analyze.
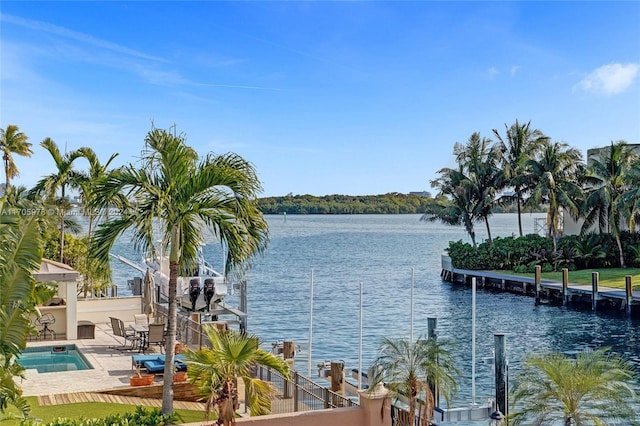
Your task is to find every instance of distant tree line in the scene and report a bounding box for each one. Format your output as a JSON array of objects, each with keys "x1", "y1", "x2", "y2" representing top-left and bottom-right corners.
[
  {"x1": 258, "y1": 193, "x2": 539, "y2": 215},
  {"x1": 259, "y1": 192, "x2": 440, "y2": 214}
]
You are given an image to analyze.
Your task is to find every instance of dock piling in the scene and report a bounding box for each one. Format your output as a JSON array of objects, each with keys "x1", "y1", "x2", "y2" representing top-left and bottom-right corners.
[
  {"x1": 427, "y1": 317, "x2": 439, "y2": 408},
  {"x1": 534, "y1": 265, "x2": 541, "y2": 305},
  {"x1": 562, "y1": 268, "x2": 569, "y2": 306},
  {"x1": 625, "y1": 276, "x2": 633, "y2": 317},
  {"x1": 494, "y1": 334, "x2": 508, "y2": 420},
  {"x1": 591, "y1": 272, "x2": 599, "y2": 311}
]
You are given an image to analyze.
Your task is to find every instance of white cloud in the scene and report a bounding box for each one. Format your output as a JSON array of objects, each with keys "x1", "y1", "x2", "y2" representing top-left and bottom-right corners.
[
  {"x1": 488, "y1": 67, "x2": 499, "y2": 79},
  {"x1": 511, "y1": 65, "x2": 520, "y2": 76},
  {"x1": 575, "y1": 63, "x2": 639, "y2": 95}
]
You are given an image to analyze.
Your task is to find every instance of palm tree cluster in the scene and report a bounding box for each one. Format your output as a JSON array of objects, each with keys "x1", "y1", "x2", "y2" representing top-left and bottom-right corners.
[
  {"x1": 424, "y1": 120, "x2": 640, "y2": 267},
  {"x1": 1, "y1": 124, "x2": 270, "y2": 418}
]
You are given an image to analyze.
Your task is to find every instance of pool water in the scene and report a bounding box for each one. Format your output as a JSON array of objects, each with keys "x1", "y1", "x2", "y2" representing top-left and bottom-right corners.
[{"x1": 19, "y1": 345, "x2": 93, "y2": 373}]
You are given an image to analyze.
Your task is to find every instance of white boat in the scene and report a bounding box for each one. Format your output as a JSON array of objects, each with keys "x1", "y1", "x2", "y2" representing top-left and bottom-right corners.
[
  {"x1": 145, "y1": 245, "x2": 227, "y2": 312},
  {"x1": 111, "y1": 244, "x2": 227, "y2": 312}
]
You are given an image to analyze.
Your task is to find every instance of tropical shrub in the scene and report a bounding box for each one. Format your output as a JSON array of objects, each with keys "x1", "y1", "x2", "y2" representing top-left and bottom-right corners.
[{"x1": 18, "y1": 406, "x2": 178, "y2": 425}]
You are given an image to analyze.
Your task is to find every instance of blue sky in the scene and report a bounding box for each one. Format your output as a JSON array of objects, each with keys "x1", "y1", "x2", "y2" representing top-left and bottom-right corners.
[{"x1": 1, "y1": 1, "x2": 639, "y2": 197}]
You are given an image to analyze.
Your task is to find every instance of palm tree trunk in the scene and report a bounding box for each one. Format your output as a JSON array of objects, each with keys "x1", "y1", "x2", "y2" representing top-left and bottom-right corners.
[
  {"x1": 161, "y1": 238, "x2": 179, "y2": 415},
  {"x1": 516, "y1": 194, "x2": 523, "y2": 237},
  {"x1": 3, "y1": 154, "x2": 10, "y2": 190},
  {"x1": 58, "y1": 186, "x2": 66, "y2": 263},
  {"x1": 615, "y1": 234, "x2": 626, "y2": 268},
  {"x1": 484, "y1": 217, "x2": 492, "y2": 244}
]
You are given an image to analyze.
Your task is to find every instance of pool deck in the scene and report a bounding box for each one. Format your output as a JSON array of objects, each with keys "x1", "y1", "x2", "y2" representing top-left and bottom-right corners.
[{"x1": 22, "y1": 322, "x2": 160, "y2": 396}]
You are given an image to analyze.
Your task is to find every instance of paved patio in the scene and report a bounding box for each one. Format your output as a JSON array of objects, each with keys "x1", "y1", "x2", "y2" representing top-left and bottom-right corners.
[{"x1": 22, "y1": 322, "x2": 161, "y2": 396}]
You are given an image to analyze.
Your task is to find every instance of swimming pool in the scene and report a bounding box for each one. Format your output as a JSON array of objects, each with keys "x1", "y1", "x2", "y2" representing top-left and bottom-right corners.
[{"x1": 19, "y1": 345, "x2": 93, "y2": 373}]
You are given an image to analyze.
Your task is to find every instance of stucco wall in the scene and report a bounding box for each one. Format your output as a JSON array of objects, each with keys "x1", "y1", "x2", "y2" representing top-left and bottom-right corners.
[{"x1": 77, "y1": 296, "x2": 142, "y2": 324}]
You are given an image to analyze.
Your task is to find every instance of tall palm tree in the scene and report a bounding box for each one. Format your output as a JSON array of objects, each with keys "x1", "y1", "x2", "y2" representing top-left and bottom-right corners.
[
  {"x1": 90, "y1": 127, "x2": 269, "y2": 415},
  {"x1": 184, "y1": 326, "x2": 289, "y2": 424},
  {"x1": 493, "y1": 120, "x2": 549, "y2": 236},
  {"x1": 510, "y1": 348, "x2": 638, "y2": 425},
  {"x1": 1, "y1": 124, "x2": 33, "y2": 191},
  {"x1": 74, "y1": 148, "x2": 120, "y2": 296},
  {"x1": 0, "y1": 196, "x2": 56, "y2": 420},
  {"x1": 368, "y1": 336, "x2": 459, "y2": 426},
  {"x1": 28, "y1": 138, "x2": 84, "y2": 262},
  {"x1": 527, "y1": 141, "x2": 583, "y2": 251},
  {"x1": 453, "y1": 132, "x2": 503, "y2": 243},
  {"x1": 581, "y1": 141, "x2": 637, "y2": 268},
  {"x1": 75, "y1": 147, "x2": 119, "y2": 239}
]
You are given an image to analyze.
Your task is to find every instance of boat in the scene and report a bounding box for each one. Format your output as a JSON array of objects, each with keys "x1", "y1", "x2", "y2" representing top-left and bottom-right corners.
[
  {"x1": 110, "y1": 243, "x2": 227, "y2": 312},
  {"x1": 144, "y1": 244, "x2": 227, "y2": 312}
]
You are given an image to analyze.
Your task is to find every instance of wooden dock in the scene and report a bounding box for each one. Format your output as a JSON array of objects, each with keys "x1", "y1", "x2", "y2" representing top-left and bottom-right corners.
[{"x1": 441, "y1": 255, "x2": 639, "y2": 315}]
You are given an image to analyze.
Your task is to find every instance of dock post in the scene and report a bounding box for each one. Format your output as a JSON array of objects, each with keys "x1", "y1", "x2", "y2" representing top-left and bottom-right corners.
[
  {"x1": 626, "y1": 276, "x2": 633, "y2": 317},
  {"x1": 591, "y1": 272, "x2": 599, "y2": 311},
  {"x1": 283, "y1": 341, "x2": 295, "y2": 398},
  {"x1": 330, "y1": 361, "x2": 345, "y2": 400},
  {"x1": 562, "y1": 268, "x2": 569, "y2": 306},
  {"x1": 427, "y1": 317, "x2": 437, "y2": 340},
  {"x1": 190, "y1": 312, "x2": 201, "y2": 347},
  {"x1": 494, "y1": 334, "x2": 508, "y2": 419},
  {"x1": 427, "y1": 317, "x2": 439, "y2": 408},
  {"x1": 534, "y1": 265, "x2": 541, "y2": 305}
]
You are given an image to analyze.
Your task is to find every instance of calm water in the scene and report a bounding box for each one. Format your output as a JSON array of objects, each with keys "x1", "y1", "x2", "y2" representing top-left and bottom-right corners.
[{"x1": 110, "y1": 213, "x2": 640, "y2": 412}]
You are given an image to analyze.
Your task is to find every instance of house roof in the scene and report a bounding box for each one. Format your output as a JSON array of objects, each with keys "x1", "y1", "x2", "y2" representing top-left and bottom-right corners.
[{"x1": 36, "y1": 259, "x2": 81, "y2": 282}]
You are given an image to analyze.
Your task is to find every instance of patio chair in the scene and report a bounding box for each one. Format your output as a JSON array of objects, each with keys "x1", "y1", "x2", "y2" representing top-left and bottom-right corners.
[
  {"x1": 109, "y1": 317, "x2": 140, "y2": 350},
  {"x1": 145, "y1": 323, "x2": 166, "y2": 353},
  {"x1": 133, "y1": 314, "x2": 148, "y2": 327}
]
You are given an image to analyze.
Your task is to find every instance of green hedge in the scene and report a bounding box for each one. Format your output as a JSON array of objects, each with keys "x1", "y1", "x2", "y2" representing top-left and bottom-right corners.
[
  {"x1": 447, "y1": 232, "x2": 640, "y2": 272},
  {"x1": 19, "y1": 407, "x2": 178, "y2": 426}
]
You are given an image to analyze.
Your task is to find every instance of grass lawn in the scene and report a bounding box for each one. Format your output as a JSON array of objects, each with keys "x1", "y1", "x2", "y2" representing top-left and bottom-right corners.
[
  {"x1": 1, "y1": 397, "x2": 207, "y2": 425},
  {"x1": 496, "y1": 268, "x2": 640, "y2": 290}
]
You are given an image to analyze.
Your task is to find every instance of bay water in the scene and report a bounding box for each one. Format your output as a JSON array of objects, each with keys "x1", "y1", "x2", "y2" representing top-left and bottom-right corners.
[{"x1": 110, "y1": 213, "x2": 640, "y2": 413}]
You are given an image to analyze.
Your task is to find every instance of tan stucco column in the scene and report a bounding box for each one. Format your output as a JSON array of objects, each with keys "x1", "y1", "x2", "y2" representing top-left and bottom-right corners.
[{"x1": 358, "y1": 384, "x2": 391, "y2": 426}]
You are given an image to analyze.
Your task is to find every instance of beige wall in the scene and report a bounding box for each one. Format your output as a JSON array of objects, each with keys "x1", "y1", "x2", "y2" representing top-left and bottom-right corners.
[
  {"x1": 179, "y1": 386, "x2": 390, "y2": 426},
  {"x1": 77, "y1": 296, "x2": 142, "y2": 324}
]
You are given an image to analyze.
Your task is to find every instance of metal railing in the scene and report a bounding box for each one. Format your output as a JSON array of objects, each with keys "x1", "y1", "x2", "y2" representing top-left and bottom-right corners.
[
  {"x1": 254, "y1": 365, "x2": 358, "y2": 415},
  {"x1": 391, "y1": 405, "x2": 437, "y2": 426}
]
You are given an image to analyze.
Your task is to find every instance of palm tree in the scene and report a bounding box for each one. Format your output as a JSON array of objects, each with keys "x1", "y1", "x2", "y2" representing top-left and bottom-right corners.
[
  {"x1": 368, "y1": 336, "x2": 459, "y2": 426},
  {"x1": 74, "y1": 148, "x2": 120, "y2": 296},
  {"x1": 453, "y1": 132, "x2": 503, "y2": 243},
  {"x1": 90, "y1": 127, "x2": 269, "y2": 415},
  {"x1": 422, "y1": 167, "x2": 481, "y2": 247},
  {"x1": 510, "y1": 348, "x2": 638, "y2": 425},
  {"x1": 75, "y1": 147, "x2": 119, "y2": 239},
  {"x1": 1, "y1": 124, "x2": 33, "y2": 191},
  {"x1": 581, "y1": 141, "x2": 637, "y2": 268},
  {"x1": 183, "y1": 326, "x2": 289, "y2": 424},
  {"x1": 493, "y1": 120, "x2": 549, "y2": 236},
  {"x1": 0, "y1": 196, "x2": 56, "y2": 420},
  {"x1": 527, "y1": 141, "x2": 583, "y2": 251},
  {"x1": 621, "y1": 159, "x2": 640, "y2": 233},
  {"x1": 28, "y1": 138, "x2": 84, "y2": 262}
]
